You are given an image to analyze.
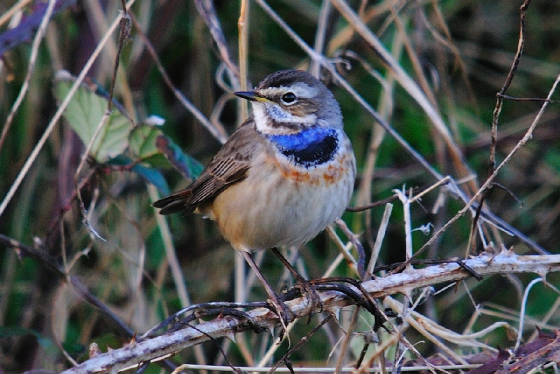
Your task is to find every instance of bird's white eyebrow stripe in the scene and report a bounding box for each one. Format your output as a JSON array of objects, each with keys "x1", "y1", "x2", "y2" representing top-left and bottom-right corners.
[{"x1": 258, "y1": 83, "x2": 319, "y2": 99}]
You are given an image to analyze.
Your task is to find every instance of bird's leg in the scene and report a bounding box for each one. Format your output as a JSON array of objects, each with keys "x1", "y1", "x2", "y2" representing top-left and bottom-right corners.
[
  {"x1": 270, "y1": 248, "x2": 322, "y2": 314},
  {"x1": 241, "y1": 251, "x2": 294, "y2": 331},
  {"x1": 269, "y1": 250, "x2": 387, "y2": 331}
]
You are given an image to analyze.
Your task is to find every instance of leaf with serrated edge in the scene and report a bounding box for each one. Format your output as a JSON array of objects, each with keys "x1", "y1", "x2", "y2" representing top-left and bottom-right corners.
[{"x1": 54, "y1": 78, "x2": 131, "y2": 163}]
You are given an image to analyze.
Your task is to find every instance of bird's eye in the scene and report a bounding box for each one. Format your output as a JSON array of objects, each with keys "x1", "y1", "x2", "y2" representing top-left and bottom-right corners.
[{"x1": 281, "y1": 92, "x2": 297, "y2": 104}]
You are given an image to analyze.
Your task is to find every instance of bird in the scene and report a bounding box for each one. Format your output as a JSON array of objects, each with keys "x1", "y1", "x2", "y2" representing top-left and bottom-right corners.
[{"x1": 153, "y1": 69, "x2": 356, "y2": 325}]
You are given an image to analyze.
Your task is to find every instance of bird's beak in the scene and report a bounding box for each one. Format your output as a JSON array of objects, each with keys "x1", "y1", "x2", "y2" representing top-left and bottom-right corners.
[{"x1": 234, "y1": 91, "x2": 269, "y2": 103}]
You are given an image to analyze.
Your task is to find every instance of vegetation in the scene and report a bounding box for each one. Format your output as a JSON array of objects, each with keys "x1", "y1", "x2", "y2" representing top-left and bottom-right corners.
[{"x1": 0, "y1": 0, "x2": 559, "y2": 372}]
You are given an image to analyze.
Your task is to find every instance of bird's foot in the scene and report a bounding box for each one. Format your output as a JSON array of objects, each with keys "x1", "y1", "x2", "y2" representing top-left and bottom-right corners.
[
  {"x1": 311, "y1": 277, "x2": 388, "y2": 332},
  {"x1": 264, "y1": 290, "x2": 295, "y2": 332},
  {"x1": 293, "y1": 278, "x2": 324, "y2": 321}
]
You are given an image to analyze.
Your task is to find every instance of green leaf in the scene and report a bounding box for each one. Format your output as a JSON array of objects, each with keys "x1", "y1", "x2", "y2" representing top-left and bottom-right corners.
[
  {"x1": 54, "y1": 73, "x2": 132, "y2": 163},
  {"x1": 129, "y1": 123, "x2": 203, "y2": 180},
  {"x1": 129, "y1": 124, "x2": 161, "y2": 160}
]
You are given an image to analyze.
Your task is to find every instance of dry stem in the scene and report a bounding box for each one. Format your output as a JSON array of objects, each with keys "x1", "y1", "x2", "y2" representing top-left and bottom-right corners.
[{"x1": 61, "y1": 251, "x2": 560, "y2": 374}]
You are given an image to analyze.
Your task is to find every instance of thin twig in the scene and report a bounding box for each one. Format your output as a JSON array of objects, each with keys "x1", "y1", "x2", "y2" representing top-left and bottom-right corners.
[
  {"x1": 310, "y1": 0, "x2": 332, "y2": 77},
  {"x1": 490, "y1": 0, "x2": 532, "y2": 171},
  {"x1": 60, "y1": 251, "x2": 560, "y2": 373},
  {"x1": 0, "y1": 0, "x2": 136, "y2": 219},
  {"x1": 328, "y1": 0, "x2": 473, "y2": 183},
  {"x1": 367, "y1": 203, "x2": 393, "y2": 277},
  {"x1": 147, "y1": 184, "x2": 208, "y2": 367},
  {"x1": 74, "y1": 10, "x2": 130, "y2": 239},
  {"x1": 408, "y1": 176, "x2": 451, "y2": 204},
  {"x1": 394, "y1": 187, "x2": 414, "y2": 270},
  {"x1": 0, "y1": 0, "x2": 32, "y2": 28},
  {"x1": 346, "y1": 195, "x2": 398, "y2": 212},
  {"x1": 268, "y1": 315, "x2": 333, "y2": 374},
  {"x1": 0, "y1": 234, "x2": 133, "y2": 336},
  {"x1": 385, "y1": 297, "x2": 470, "y2": 366},
  {"x1": 136, "y1": 363, "x2": 480, "y2": 373},
  {"x1": 387, "y1": 296, "x2": 500, "y2": 352},
  {"x1": 255, "y1": 245, "x2": 353, "y2": 369},
  {"x1": 255, "y1": 0, "x2": 544, "y2": 253},
  {"x1": 326, "y1": 226, "x2": 358, "y2": 274},
  {"x1": 129, "y1": 13, "x2": 227, "y2": 144},
  {"x1": 0, "y1": 0, "x2": 56, "y2": 151},
  {"x1": 336, "y1": 218, "x2": 366, "y2": 278},
  {"x1": 415, "y1": 72, "x2": 560, "y2": 260},
  {"x1": 497, "y1": 93, "x2": 554, "y2": 102},
  {"x1": 193, "y1": 0, "x2": 240, "y2": 80},
  {"x1": 514, "y1": 277, "x2": 542, "y2": 352},
  {"x1": 354, "y1": 26, "x2": 402, "y2": 250},
  {"x1": 389, "y1": 3, "x2": 437, "y2": 107},
  {"x1": 238, "y1": 0, "x2": 250, "y2": 121},
  {"x1": 334, "y1": 308, "x2": 359, "y2": 374},
  {"x1": 472, "y1": 0, "x2": 533, "y2": 257},
  {"x1": 107, "y1": 2, "x2": 130, "y2": 112}
]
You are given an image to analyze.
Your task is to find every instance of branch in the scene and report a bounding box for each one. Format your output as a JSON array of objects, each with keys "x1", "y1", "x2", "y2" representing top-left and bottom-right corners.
[
  {"x1": 0, "y1": 0, "x2": 138, "y2": 219},
  {"x1": 0, "y1": 234, "x2": 133, "y2": 337},
  {"x1": 61, "y1": 251, "x2": 560, "y2": 374},
  {"x1": 254, "y1": 0, "x2": 547, "y2": 254}
]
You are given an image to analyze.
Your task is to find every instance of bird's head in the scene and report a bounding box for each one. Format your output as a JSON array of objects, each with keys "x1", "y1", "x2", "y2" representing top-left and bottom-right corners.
[{"x1": 235, "y1": 70, "x2": 342, "y2": 135}]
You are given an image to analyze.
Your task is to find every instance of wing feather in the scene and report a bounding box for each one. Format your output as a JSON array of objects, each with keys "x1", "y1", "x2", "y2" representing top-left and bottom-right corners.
[{"x1": 153, "y1": 120, "x2": 260, "y2": 215}]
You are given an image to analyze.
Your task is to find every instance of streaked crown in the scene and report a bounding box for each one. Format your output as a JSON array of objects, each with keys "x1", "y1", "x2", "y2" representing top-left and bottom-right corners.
[{"x1": 235, "y1": 70, "x2": 342, "y2": 135}]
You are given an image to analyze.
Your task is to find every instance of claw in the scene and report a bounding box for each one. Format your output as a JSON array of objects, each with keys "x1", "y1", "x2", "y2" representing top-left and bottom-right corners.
[{"x1": 312, "y1": 277, "x2": 389, "y2": 332}]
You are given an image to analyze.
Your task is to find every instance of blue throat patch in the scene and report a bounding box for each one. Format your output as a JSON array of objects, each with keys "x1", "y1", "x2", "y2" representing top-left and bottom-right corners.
[{"x1": 266, "y1": 127, "x2": 339, "y2": 167}]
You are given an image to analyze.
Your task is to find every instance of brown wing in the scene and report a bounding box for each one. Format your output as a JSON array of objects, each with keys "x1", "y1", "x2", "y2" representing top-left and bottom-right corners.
[{"x1": 153, "y1": 120, "x2": 260, "y2": 215}]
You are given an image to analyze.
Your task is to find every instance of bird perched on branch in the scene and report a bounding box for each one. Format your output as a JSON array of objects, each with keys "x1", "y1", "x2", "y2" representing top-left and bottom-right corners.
[{"x1": 154, "y1": 69, "x2": 356, "y2": 326}]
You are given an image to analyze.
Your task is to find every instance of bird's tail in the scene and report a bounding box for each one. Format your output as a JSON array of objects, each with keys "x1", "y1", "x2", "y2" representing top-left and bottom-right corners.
[{"x1": 153, "y1": 189, "x2": 192, "y2": 215}]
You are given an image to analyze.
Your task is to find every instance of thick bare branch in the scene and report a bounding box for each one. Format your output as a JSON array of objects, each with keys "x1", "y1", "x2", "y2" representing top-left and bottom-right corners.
[{"x1": 61, "y1": 251, "x2": 560, "y2": 374}]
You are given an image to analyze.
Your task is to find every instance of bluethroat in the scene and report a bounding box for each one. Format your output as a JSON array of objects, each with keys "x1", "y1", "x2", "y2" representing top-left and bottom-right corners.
[{"x1": 154, "y1": 70, "x2": 356, "y2": 325}]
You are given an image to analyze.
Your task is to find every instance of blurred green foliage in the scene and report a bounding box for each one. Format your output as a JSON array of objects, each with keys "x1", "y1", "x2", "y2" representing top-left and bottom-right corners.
[{"x1": 0, "y1": 0, "x2": 559, "y2": 372}]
